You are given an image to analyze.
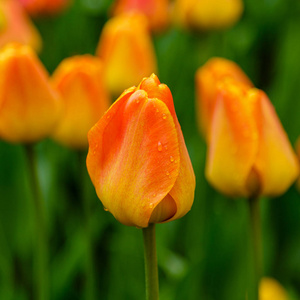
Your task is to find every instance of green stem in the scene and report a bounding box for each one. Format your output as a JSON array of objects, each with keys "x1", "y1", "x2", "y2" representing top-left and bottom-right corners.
[
  {"x1": 25, "y1": 144, "x2": 48, "y2": 300},
  {"x1": 78, "y1": 151, "x2": 96, "y2": 300},
  {"x1": 248, "y1": 196, "x2": 263, "y2": 300},
  {"x1": 142, "y1": 223, "x2": 159, "y2": 300}
]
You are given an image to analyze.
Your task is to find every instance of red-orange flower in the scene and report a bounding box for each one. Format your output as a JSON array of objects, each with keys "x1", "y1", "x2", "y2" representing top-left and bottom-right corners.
[
  {"x1": 0, "y1": 43, "x2": 60, "y2": 143},
  {"x1": 206, "y1": 79, "x2": 299, "y2": 198},
  {"x1": 195, "y1": 57, "x2": 253, "y2": 141},
  {"x1": 111, "y1": 0, "x2": 170, "y2": 32},
  {"x1": 96, "y1": 13, "x2": 157, "y2": 96},
  {"x1": 18, "y1": 0, "x2": 70, "y2": 16},
  {"x1": 86, "y1": 74, "x2": 195, "y2": 228},
  {"x1": 173, "y1": 0, "x2": 244, "y2": 30},
  {"x1": 0, "y1": 0, "x2": 41, "y2": 51},
  {"x1": 51, "y1": 55, "x2": 110, "y2": 149}
]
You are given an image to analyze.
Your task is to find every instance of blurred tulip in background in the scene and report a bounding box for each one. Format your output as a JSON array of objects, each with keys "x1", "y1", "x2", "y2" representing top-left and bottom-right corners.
[
  {"x1": 86, "y1": 74, "x2": 195, "y2": 228},
  {"x1": 0, "y1": 0, "x2": 41, "y2": 51},
  {"x1": 51, "y1": 55, "x2": 110, "y2": 149},
  {"x1": 195, "y1": 57, "x2": 253, "y2": 141},
  {"x1": 18, "y1": 0, "x2": 70, "y2": 16},
  {"x1": 259, "y1": 277, "x2": 288, "y2": 300},
  {"x1": 96, "y1": 13, "x2": 157, "y2": 96},
  {"x1": 111, "y1": 0, "x2": 170, "y2": 32},
  {"x1": 205, "y1": 79, "x2": 299, "y2": 198},
  {"x1": 0, "y1": 43, "x2": 60, "y2": 143},
  {"x1": 173, "y1": 0, "x2": 244, "y2": 30}
]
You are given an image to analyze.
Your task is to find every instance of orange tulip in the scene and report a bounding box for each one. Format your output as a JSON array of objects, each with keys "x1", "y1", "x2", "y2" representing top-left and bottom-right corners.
[
  {"x1": 51, "y1": 55, "x2": 110, "y2": 149},
  {"x1": 173, "y1": 0, "x2": 243, "y2": 30},
  {"x1": 206, "y1": 79, "x2": 299, "y2": 198},
  {"x1": 0, "y1": 0, "x2": 41, "y2": 51},
  {"x1": 259, "y1": 277, "x2": 288, "y2": 300},
  {"x1": 86, "y1": 74, "x2": 195, "y2": 228},
  {"x1": 0, "y1": 43, "x2": 60, "y2": 143},
  {"x1": 18, "y1": 0, "x2": 70, "y2": 16},
  {"x1": 111, "y1": 0, "x2": 170, "y2": 32},
  {"x1": 96, "y1": 13, "x2": 157, "y2": 96},
  {"x1": 195, "y1": 57, "x2": 253, "y2": 141}
]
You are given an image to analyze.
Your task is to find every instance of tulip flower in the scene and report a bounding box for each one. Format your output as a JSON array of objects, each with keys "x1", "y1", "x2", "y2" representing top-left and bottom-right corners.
[
  {"x1": 18, "y1": 0, "x2": 70, "y2": 16},
  {"x1": 111, "y1": 0, "x2": 170, "y2": 32},
  {"x1": 0, "y1": 43, "x2": 61, "y2": 143},
  {"x1": 195, "y1": 57, "x2": 253, "y2": 141},
  {"x1": 173, "y1": 0, "x2": 244, "y2": 30},
  {"x1": 51, "y1": 55, "x2": 110, "y2": 149},
  {"x1": 0, "y1": 0, "x2": 41, "y2": 51},
  {"x1": 259, "y1": 277, "x2": 288, "y2": 300},
  {"x1": 86, "y1": 74, "x2": 195, "y2": 228},
  {"x1": 206, "y1": 78, "x2": 299, "y2": 198},
  {"x1": 96, "y1": 13, "x2": 157, "y2": 96}
]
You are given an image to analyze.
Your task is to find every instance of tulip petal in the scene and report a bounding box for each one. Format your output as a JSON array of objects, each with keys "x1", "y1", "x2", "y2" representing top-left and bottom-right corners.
[
  {"x1": 139, "y1": 74, "x2": 195, "y2": 221},
  {"x1": 87, "y1": 88, "x2": 180, "y2": 227},
  {"x1": 206, "y1": 81, "x2": 259, "y2": 197},
  {"x1": 252, "y1": 90, "x2": 299, "y2": 196}
]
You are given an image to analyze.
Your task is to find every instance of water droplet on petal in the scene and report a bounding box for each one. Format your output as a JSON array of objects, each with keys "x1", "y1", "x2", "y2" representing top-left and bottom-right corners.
[
  {"x1": 104, "y1": 207, "x2": 109, "y2": 211},
  {"x1": 149, "y1": 203, "x2": 154, "y2": 209},
  {"x1": 162, "y1": 114, "x2": 167, "y2": 119},
  {"x1": 157, "y1": 141, "x2": 162, "y2": 151},
  {"x1": 93, "y1": 150, "x2": 96, "y2": 155},
  {"x1": 170, "y1": 156, "x2": 174, "y2": 162},
  {"x1": 153, "y1": 193, "x2": 156, "y2": 197},
  {"x1": 136, "y1": 99, "x2": 140, "y2": 104},
  {"x1": 106, "y1": 115, "x2": 110, "y2": 119},
  {"x1": 174, "y1": 160, "x2": 177, "y2": 163},
  {"x1": 166, "y1": 171, "x2": 170, "y2": 176},
  {"x1": 164, "y1": 145, "x2": 168, "y2": 150},
  {"x1": 156, "y1": 108, "x2": 159, "y2": 113}
]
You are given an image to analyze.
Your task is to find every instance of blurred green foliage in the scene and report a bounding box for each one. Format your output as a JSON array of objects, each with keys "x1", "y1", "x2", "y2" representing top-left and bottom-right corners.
[{"x1": 0, "y1": 0, "x2": 300, "y2": 299}]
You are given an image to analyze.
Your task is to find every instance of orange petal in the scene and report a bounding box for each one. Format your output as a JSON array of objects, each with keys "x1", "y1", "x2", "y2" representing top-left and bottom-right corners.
[
  {"x1": 206, "y1": 80, "x2": 259, "y2": 197},
  {"x1": 195, "y1": 57, "x2": 253, "y2": 141},
  {"x1": 138, "y1": 74, "x2": 195, "y2": 221},
  {"x1": 0, "y1": 43, "x2": 60, "y2": 143},
  {"x1": 87, "y1": 88, "x2": 180, "y2": 228},
  {"x1": 51, "y1": 55, "x2": 110, "y2": 149},
  {"x1": 252, "y1": 90, "x2": 299, "y2": 196}
]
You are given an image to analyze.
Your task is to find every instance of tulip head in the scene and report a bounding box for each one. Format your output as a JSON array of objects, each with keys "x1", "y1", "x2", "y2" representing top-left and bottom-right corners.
[
  {"x1": 0, "y1": 43, "x2": 61, "y2": 143},
  {"x1": 51, "y1": 55, "x2": 110, "y2": 149},
  {"x1": 86, "y1": 74, "x2": 195, "y2": 228},
  {"x1": 195, "y1": 57, "x2": 253, "y2": 141},
  {"x1": 96, "y1": 13, "x2": 157, "y2": 96},
  {"x1": 0, "y1": 0, "x2": 41, "y2": 51},
  {"x1": 173, "y1": 0, "x2": 244, "y2": 31},
  {"x1": 259, "y1": 277, "x2": 288, "y2": 300},
  {"x1": 206, "y1": 79, "x2": 299, "y2": 198},
  {"x1": 111, "y1": 0, "x2": 170, "y2": 32}
]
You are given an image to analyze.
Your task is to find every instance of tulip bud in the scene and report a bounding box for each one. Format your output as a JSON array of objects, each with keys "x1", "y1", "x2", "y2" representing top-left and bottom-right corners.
[
  {"x1": 0, "y1": 0, "x2": 42, "y2": 51},
  {"x1": 173, "y1": 0, "x2": 244, "y2": 31},
  {"x1": 18, "y1": 0, "x2": 70, "y2": 16},
  {"x1": 0, "y1": 43, "x2": 60, "y2": 143},
  {"x1": 206, "y1": 79, "x2": 299, "y2": 198},
  {"x1": 51, "y1": 55, "x2": 110, "y2": 149},
  {"x1": 86, "y1": 74, "x2": 195, "y2": 228},
  {"x1": 111, "y1": 0, "x2": 170, "y2": 32},
  {"x1": 195, "y1": 57, "x2": 253, "y2": 141},
  {"x1": 259, "y1": 277, "x2": 288, "y2": 300},
  {"x1": 96, "y1": 13, "x2": 157, "y2": 96}
]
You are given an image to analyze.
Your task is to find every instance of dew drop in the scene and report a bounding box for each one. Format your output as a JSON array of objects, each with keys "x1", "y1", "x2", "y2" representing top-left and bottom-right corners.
[
  {"x1": 156, "y1": 109, "x2": 159, "y2": 113},
  {"x1": 166, "y1": 171, "x2": 170, "y2": 176},
  {"x1": 153, "y1": 193, "x2": 156, "y2": 197},
  {"x1": 174, "y1": 160, "x2": 177, "y2": 163},
  {"x1": 136, "y1": 99, "x2": 140, "y2": 104},
  {"x1": 157, "y1": 141, "x2": 163, "y2": 151},
  {"x1": 104, "y1": 207, "x2": 109, "y2": 211},
  {"x1": 164, "y1": 145, "x2": 168, "y2": 150},
  {"x1": 106, "y1": 115, "x2": 111, "y2": 119},
  {"x1": 162, "y1": 114, "x2": 167, "y2": 119},
  {"x1": 93, "y1": 150, "x2": 96, "y2": 155},
  {"x1": 149, "y1": 203, "x2": 154, "y2": 209},
  {"x1": 170, "y1": 156, "x2": 174, "y2": 162}
]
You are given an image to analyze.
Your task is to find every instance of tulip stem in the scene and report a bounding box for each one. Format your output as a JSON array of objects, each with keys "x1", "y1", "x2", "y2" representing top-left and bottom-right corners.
[
  {"x1": 142, "y1": 223, "x2": 159, "y2": 300},
  {"x1": 248, "y1": 196, "x2": 263, "y2": 300},
  {"x1": 25, "y1": 144, "x2": 48, "y2": 300}
]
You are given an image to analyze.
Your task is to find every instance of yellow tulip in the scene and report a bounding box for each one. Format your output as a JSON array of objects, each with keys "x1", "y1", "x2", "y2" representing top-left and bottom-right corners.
[{"x1": 259, "y1": 277, "x2": 288, "y2": 300}]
